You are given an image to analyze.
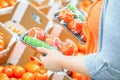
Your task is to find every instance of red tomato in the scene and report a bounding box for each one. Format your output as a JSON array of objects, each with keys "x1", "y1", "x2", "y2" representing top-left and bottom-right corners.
[
  {"x1": 0, "y1": 66, "x2": 3, "y2": 73},
  {"x1": 41, "y1": 74, "x2": 48, "y2": 80},
  {"x1": 18, "y1": 78, "x2": 22, "y2": 80},
  {"x1": 28, "y1": 27, "x2": 46, "y2": 41},
  {"x1": 78, "y1": 44, "x2": 86, "y2": 53},
  {"x1": 2, "y1": 66, "x2": 13, "y2": 78},
  {"x1": 39, "y1": 66, "x2": 47, "y2": 74},
  {"x1": 33, "y1": 72, "x2": 42, "y2": 80},
  {"x1": 24, "y1": 62, "x2": 41, "y2": 73},
  {"x1": 34, "y1": 72, "x2": 48, "y2": 80},
  {"x1": 72, "y1": 72, "x2": 82, "y2": 80},
  {"x1": 68, "y1": 19, "x2": 83, "y2": 34},
  {"x1": 0, "y1": 73, "x2": 7, "y2": 77},
  {"x1": 9, "y1": 77, "x2": 18, "y2": 80},
  {"x1": 30, "y1": 56, "x2": 42, "y2": 66},
  {"x1": 59, "y1": 9, "x2": 74, "y2": 23},
  {"x1": 22, "y1": 72, "x2": 35, "y2": 80},
  {"x1": 7, "y1": 0, "x2": 16, "y2": 6},
  {"x1": 59, "y1": 42, "x2": 74, "y2": 55},
  {"x1": 45, "y1": 35, "x2": 62, "y2": 49},
  {"x1": 13, "y1": 66, "x2": 25, "y2": 78},
  {"x1": 0, "y1": 73, "x2": 9, "y2": 80},
  {"x1": 9, "y1": 65, "x2": 15, "y2": 70},
  {"x1": 0, "y1": 0, "x2": 8, "y2": 8}
]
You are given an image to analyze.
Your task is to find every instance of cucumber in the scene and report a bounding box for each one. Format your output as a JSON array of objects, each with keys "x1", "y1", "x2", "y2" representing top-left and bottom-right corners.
[
  {"x1": 67, "y1": 4, "x2": 86, "y2": 22},
  {"x1": 23, "y1": 36, "x2": 54, "y2": 49}
]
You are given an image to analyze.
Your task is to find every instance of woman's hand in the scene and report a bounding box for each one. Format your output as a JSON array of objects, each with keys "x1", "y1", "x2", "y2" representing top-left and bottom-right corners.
[{"x1": 37, "y1": 47, "x2": 64, "y2": 72}]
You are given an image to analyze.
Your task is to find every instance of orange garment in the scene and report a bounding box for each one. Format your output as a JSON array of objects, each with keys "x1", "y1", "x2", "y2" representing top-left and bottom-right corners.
[
  {"x1": 86, "y1": 0, "x2": 103, "y2": 53},
  {"x1": 72, "y1": 1, "x2": 103, "y2": 80}
]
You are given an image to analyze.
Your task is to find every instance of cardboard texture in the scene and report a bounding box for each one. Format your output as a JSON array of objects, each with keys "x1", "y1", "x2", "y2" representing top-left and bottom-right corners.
[
  {"x1": 0, "y1": 1, "x2": 78, "y2": 80},
  {"x1": 39, "y1": 6, "x2": 51, "y2": 15},
  {"x1": 3, "y1": 1, "x2": 49, "y2": 66},
  {"x1": 0, "y1": 6, "x2": 14, "y2": 15},
  {"x1": 0, "y1": 23, "x2": 16, "y2": 64},
  {"x1": 7, "y1": 40, "x2": 39, "y2": 66},
  {"x1": 30, "y1": 0, "x2": 50, "y2": 7},
  {"x1": 0, "y1": 1, "x2": 49, "y2": 35},
  {"x1": 48, "y1": 22, "x2": 81, "y2": 46}
]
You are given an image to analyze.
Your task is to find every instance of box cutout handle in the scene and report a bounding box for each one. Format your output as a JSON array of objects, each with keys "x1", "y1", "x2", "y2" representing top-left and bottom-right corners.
[{"x1": 32, "y1": 13, "x2": 41, "y2": 24}]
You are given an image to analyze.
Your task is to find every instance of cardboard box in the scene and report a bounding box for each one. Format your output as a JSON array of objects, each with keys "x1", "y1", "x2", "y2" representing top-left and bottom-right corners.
[
  {"x1": 0, "y1": 1, "x2": 49, "y2": 35},
  {"x1": 48, "y1": 23, "x2": 81, "y2": 46},
  {"x1": 0, "y1": 6, "x2": 14, "y2": 15},
  {"x1": 29, "y1": 0, "x2": 50, "y2": 8},
  {"x1": 7, "y1": 40, "x2": 39, "y2": 66},
  {"x1": 1, "y1": 1, "x2": 49, "y2": 66},
  {"x1": 0, "y1": 23, "x2": 16, "y2": 64}
]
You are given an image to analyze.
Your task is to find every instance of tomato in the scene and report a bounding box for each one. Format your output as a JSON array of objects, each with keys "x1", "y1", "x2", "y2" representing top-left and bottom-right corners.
[
  {"x1": 28, "y1": 27, "x2": 46, "y2": 41},
  {"x1": 40, "y1": 73, "x2": 48, "y2": 80},
  {"x1": 22, "y1": 72, "x2": 35, "y2": 80},
  {"x1": 45, "y1": 35, "x2": 62, "y2": 49},
  {"x1": 0, "y1": 73, "x2": 9, "y2": 80},
  {"x1": 0, "y1": 66, "x2": 3, "y2": 73},
  {"x1": 24, "y1": 62, "x2": 41, "y2": 73},
  {"x1": 2, "y1": 66, "x2": 13, "y2": 78},
  {"x1": 39, "y1": 66, "x2": 47, "y2": 74},
  {"x1": 0, "y1": 0, "x2": 8, "y2": 8},
  {"x1": 72, "y1": 72, "x2": 82, "y2": 80},
  {"x1": 78, "y1": 43, "x2": 86, "y2": 53},
  {"x1": 30, "y1": 56, "x2": 42, "y2": 66},
  {"x1": 59, "y1": 42, "x2": 74, "y2": 55},
  {"x1": 9, "y1": 65, "x2": 15, "y2": 70},
  {"x1": 18, "y1": 78, "x2": 22, "y2": 80},
  {"x1": 9, "y1": 77, "x2": 18, "y2": 80},
  {"x1": 0, "y1": 39, "x2": 5, "y2": 46},
  {"x1": 7, "y1": 0, "x2": 16, "y2": 6},
  {"x1": 68, "y1": 19, "x2": 83, "y2": 34},
  {"x1": 59, "y1": 9, "x2": 74, "y2": 23},
  {"x1": 34, "y1": 72, "x2": 48, "y2": 80},
  {"x1": 0, "y1": 45, "x2": 4, "y2": 51},
  {"x1": 13, "y1": 66, "x2": 25, "y2": 78},
  {"x1": 0, "y1": 73, "x2": 7, "y2": 77},
  {"x1": 33, "y1": 72, "x2": 42, "y2": 80}
]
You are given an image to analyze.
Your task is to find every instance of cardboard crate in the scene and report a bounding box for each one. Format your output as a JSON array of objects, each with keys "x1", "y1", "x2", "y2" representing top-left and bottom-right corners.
[
  {"x1": 48, "y1": 22, "x2": 81, "y2": 47},
  {"x1": 0, "y1": 6, "x2": 14, "y2": 15},
  {"x1": 0, "y1": 23, "x2": 16, "y2": 64},
  {"x1": 1, "y1": 1, "x2": 49, "y2": 66},
  {"x1": 0, "y1": 1, "x2": 49, "y2": 35},
  {"x1": 7, "y1": 40, "x2": 39, "y2": 66}
]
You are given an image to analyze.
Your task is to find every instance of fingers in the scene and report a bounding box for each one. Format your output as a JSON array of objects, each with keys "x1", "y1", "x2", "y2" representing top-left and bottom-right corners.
[
  {"x1": 37, "y1": 47, "x2": 50, "y2": 53},
  {"x1": 40, "y1": 53, "x2": 46, "y2": 62}
]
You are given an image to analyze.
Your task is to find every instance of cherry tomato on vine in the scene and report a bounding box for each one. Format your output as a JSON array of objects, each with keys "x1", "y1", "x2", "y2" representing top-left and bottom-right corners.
[{"x1": 59, "y1": 9, "x2": 74, "y2": 23}]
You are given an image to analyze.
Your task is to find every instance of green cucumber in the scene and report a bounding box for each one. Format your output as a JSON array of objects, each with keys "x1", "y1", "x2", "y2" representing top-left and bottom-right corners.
[
  {"x1": 23, "y1": 36, "x2": 54, "y2": 49},
  {"x1": 67, "y1": 4, "x2": 86, "y2": 22},
  {"x1": 67, "y1": 4, "x2": 78, "y2": 13}
]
